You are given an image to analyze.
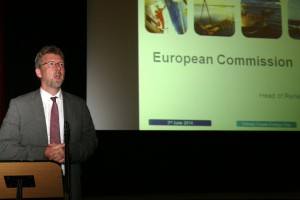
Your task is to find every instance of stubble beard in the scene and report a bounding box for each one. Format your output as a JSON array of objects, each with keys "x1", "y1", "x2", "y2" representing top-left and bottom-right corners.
[{"x1": 46, "y1": 77, "x2": 64, "y2": 89}]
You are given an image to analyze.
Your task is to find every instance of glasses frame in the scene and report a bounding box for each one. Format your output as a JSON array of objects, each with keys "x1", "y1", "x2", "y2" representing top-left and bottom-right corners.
[{"x1": 39, "y1": 61, "x2": 65, "y2": 68}]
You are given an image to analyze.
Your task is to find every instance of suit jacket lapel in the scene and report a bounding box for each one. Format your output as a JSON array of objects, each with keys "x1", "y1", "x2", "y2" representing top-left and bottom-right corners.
[
  {"x1": 62, "y1": 91, "x2": 73, "y2": 128},
  {"x1": 30, "y1": 89, "x2": 48, "y2": 145}
]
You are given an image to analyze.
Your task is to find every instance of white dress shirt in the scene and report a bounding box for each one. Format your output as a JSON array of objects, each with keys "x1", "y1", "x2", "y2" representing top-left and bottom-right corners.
[
  {"x1": 40, "y1": 88, "x2": 64, "y2": 144},
  {"x1": 40, "y1": 88, "x2": 65, "y2": 175}
]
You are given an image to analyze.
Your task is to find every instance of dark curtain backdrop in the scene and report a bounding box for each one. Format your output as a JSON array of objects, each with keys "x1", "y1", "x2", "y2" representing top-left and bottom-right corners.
[
  {"x1": 3, "y1": 0, "x2": 87, "y2": 108},
  {"x1": 0, "y1": 0, "x2": 4, "y2": 123}
]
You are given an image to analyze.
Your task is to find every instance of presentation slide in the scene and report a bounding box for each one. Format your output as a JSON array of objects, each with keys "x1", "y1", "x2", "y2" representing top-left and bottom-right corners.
[{"x1": 139, "y1": 0, "x2": 300, "y2": 130}]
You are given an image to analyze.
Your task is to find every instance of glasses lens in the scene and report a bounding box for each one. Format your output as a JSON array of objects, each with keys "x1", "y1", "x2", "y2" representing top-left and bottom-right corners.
[
  {"x1": 48, "y1": 62, "x2": 55, "y2": 67},
  {"x1": 44, "y1": 61, "x2": 64, "y2": 68}
]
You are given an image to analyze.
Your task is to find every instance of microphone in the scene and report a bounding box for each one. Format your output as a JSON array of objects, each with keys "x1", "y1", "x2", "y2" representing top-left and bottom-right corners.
[{"x1": 64, "y1": 121, "x2": 71, "y2": 200}]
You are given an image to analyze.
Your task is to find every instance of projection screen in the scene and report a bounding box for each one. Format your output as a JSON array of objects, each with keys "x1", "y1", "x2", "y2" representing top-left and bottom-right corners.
[{"x1": 87, "y1": 0, "x2": 300, "y2": 131}]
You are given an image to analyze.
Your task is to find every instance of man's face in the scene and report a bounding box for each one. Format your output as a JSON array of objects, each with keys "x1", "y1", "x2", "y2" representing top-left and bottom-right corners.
[{"x1": 35, "y1": 53, "x2": 65, "y2": 91}]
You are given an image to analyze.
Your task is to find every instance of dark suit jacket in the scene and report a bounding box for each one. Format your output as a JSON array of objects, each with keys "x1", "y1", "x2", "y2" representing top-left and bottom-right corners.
[{"x1": 0, "y1": 89, "x2": 99, "y2": 200}]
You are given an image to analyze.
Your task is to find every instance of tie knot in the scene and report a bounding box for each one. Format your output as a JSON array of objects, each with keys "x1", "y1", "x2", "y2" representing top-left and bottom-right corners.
[{"x1": 50, "y1": 97, "x2": 57, "y2": 102}]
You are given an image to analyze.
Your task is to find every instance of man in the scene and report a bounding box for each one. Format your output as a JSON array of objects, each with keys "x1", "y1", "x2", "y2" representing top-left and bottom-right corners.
[{"x1": 0, "y1": 45, "x2": 98, "y2": 200}]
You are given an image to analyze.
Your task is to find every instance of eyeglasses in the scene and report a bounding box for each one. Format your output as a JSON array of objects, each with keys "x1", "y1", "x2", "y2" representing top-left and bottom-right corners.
[{"x1": 40, "y1": 61, "x2": 65, "y2": 68}]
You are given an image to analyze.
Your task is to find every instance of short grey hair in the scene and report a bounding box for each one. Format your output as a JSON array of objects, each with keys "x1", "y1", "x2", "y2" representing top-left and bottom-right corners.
[{"x1": 34, "y1": 45, "x2": 65, "y2": 68}]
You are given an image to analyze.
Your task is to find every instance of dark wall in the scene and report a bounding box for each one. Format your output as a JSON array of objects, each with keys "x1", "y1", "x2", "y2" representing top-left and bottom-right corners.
[
  {"x1": 3, "y1": 0, "x2": 87, "y2": 106},
  {"x1": 82, "y1": 131, "x2": 300, "y2": 197},
  {"x1": 2, "y1": 1, "x2": 300, "y2": 198}
]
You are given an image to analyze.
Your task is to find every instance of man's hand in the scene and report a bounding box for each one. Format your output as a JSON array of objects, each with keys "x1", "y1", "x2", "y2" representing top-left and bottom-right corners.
[{"x1": 45, "y1": 143, "x2": 65, "y2": 163}]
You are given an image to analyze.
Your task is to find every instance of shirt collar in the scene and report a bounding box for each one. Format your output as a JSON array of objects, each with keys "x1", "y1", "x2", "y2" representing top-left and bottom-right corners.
[{"x1": 40, "y1": 88, "x2": 62, "y2": 101}]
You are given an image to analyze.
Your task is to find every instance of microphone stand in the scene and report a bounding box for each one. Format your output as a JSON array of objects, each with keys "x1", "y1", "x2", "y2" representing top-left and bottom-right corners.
[
  {"x1": 64, "y1": 121, "x2": 71, "y2": 200},
  {"x1": 16, "y1": 178, "x2": 23, "y2": 200}
]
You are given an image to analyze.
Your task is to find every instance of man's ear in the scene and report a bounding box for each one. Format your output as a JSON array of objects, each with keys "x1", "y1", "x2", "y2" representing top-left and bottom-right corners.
[{"x1": 35, "y1": 68, "x2": 42, "y2": 78}]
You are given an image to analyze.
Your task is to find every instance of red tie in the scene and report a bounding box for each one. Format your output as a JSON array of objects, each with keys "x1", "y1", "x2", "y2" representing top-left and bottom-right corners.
[{"x1": 50, "y1": 97, "x2": 61, "y2": 144}]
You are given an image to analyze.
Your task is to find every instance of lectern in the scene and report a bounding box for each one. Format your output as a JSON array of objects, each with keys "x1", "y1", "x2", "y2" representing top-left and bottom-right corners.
[{"x1": 0, "y1": 160, "x2": 64, "y2": 199}]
